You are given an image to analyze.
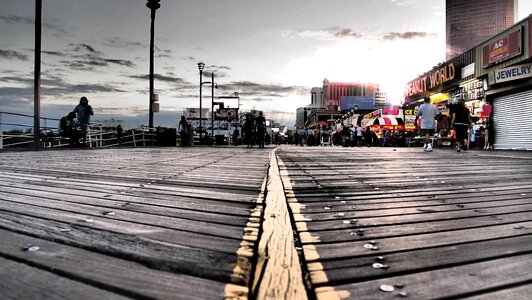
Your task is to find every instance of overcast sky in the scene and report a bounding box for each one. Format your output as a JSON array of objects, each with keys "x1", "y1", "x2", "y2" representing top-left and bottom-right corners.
[{"x1": 1, "y1": 0, "x2": 531, "y2": 128}]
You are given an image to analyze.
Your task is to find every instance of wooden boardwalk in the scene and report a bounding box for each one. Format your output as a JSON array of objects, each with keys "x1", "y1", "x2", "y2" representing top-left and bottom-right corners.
[
  {"x1": 0, "y1": 146, "x2": 531, "y2": 299},
  {"x1": 276, "y1": 146, "x2": 532, "y2": 300},
  {"x1": 0, "y1": 147, "x2": 271, "y2": 299}
]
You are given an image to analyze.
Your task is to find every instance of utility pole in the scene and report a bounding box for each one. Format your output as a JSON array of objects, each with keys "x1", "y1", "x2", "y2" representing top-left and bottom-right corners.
[{"x1": 33, "y1": 0, "x2": 42, "y2": 149}]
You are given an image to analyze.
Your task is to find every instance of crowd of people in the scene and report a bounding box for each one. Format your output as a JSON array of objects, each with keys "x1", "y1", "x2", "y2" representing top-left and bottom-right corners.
[
  {"x1": 243, "y1": 111, "x2": 267, "y2": 148},
  {"x1": 283, "y1": 125, "x2": 407, "y2": 148}
]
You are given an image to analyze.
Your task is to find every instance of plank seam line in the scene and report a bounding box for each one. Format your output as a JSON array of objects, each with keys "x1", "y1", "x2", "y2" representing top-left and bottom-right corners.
[
  {"x1": 225, "y1": 153, "x2": 269, "y2": 300},
  {"x1": 251, "y1": 148, "x2": 308, "y2": 299}
]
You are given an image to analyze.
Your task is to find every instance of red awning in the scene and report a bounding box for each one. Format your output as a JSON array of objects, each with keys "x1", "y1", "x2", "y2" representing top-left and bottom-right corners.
[{"x1": 375, "y1": 117, "x2": 404, "y2": 126}]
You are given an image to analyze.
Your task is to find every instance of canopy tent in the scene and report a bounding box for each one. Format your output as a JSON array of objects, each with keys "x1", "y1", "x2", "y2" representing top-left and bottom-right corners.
[{"x1": 361, "y1": 117, "x2": 404, "y2": 127}]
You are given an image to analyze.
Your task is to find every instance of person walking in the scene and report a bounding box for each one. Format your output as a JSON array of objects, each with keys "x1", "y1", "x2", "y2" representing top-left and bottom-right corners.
[
  {"x1": 178, "y1": 116, "x2": 188, "y2": 146},
  {"x1": 244, "y1": 114, "x2": 255, "y2": 148},
  {"x1": 256, "y1": 111, "x2": 266, "y2": 148},
  {"x1": 72, "y1": 96, "x2": 94, "y2": 145},
  {"x1": 355, "y1": 125, "x2": 364, "y2": 147},
  {"x1": 116, "y1": 124, "x2": 123, "y2": 146},
  {"x1": 451, "y1": 99, "x2": 472, "y2": 152},
  {"x1": 414, "y1": 97, "x2": 440, "y2": 152}
]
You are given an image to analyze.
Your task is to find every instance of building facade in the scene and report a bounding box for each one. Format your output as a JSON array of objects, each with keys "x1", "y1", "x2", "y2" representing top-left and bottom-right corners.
[
  {"x1": 406, "y1": 14, "x2": 532, "y2": 150},
  {"x1": 296, "y1": 105, "x2": 320, "y2": 128},
  {"x1": 446, "y1": 0, "x2": 517, "y2": 60},
  {"x1": 310, "y1": 87, "x2": 324, "y2": 107}
]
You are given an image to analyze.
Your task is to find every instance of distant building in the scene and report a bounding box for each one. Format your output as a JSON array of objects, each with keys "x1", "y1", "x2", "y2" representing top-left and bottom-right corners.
[
  {"x1": 322, "y1": 79, "x2": 379, "y2": 110},
  {"x1": 92, "y1": 118, "x2": 124, "y2": 130},
  {"x1": 310, "y1": 87, "x2": 324, "y2": 107},
  {"x1": 446, "y1": 0, "x2": 517, "y2": 60},
  {"x1": 295, "y1": 105, "x2": 320, "y2": 128}
]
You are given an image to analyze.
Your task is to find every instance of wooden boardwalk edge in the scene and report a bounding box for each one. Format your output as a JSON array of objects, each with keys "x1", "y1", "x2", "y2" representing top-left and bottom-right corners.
[
  {"x1": 225, "y1": 157, "x2": 269, "y2": 299},
  {"x1": 252, "y1": 149, "x2": 308, "y2": 299}
]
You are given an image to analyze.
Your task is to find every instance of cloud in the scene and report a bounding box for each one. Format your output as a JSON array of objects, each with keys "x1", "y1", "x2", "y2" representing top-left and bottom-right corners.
[
  {"x1": 0, "y1": 15, "x2": 72, "y2": 38},
  {"x1": 335, "y1": 28, "x2": 362, "y2": 38},
  {"x1": 0, "y1": 15, "x2": 33, "y2": 25},
  {"x1": 218, "y1": 81, "x2": 309, "y2": 99},
  {"x1": 0, "y1": 49, "x2": 28, "y2": 61},
  {"x1": 382, "y1": 32, "x2": 437, "y2": 41},
  {"x1": 103, "y1": 37, "x2": 144, "y2": 50},
  {"x1": 70, "y1": 43, "x2": 102, "y2": 55},
  {"x1": 56, "y1": 43, "x2": 136, "y2": 70},
  {"x1": 46, "y1": 84, "x2": 127, "y2": 95},
  {"x1": 283, "y1": 26, "x2": 436, "y2": 42},
  {"x1": 42, "y1": 50, "x2": 64, "y2": 57},
  {"x1": 282, "y1": 27, "x2": 363, "y2": 40},
  {"x1": 129, "y1": 74, "x2": 191, "y2": 85}
]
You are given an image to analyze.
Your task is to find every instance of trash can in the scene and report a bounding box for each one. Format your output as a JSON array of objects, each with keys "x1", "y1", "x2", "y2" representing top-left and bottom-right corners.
[
  {"x1": 215, "y1": 134, "x2": 227, "y2": 145},
  {"x1": 156, "y1": 127, "x2": 177, "y2": 146}
]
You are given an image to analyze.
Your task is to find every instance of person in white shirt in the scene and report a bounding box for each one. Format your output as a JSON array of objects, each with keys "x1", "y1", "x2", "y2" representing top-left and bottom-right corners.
[{"x1": 414, "y1": 97, "x2": 440, "y2": 152}]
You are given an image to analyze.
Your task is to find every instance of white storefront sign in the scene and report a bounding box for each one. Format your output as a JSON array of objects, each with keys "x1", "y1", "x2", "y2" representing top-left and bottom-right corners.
[
  {"x1": 373, "y1": 91, "x2": 387, "y2": 106},
  {"x1": 494, "y1": 63, "x2": 532, "y2": 83},
  {"x1": 461, "y1": 63, "x2": 475, "y2": 78}
]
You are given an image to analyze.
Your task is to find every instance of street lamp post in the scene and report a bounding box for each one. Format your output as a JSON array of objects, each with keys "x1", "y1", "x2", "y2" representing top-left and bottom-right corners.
[
  {"x1": 198, "y1": 62, "x2": 205, "y2": 143},
  {"x1": 33, "y1": 0, "x2": 42, "y2": 149},
  {"x1": 211, "y1": 72, "x2": 216, "y2": 140},
  {"x1": 146, "y1": 0, "x2": 160, "y2": 129}
]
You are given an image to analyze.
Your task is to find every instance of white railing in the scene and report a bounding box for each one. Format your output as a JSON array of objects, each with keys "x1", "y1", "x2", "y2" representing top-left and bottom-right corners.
[{"x1": 0, "y1": 111, "x2": 158, "y2": 150}]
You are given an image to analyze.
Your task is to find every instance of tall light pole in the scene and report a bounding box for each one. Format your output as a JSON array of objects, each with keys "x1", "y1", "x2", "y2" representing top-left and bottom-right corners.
[
  {"x1": 198, "y1": 62, "x2": 205, "y2": 143},
  {"x1": 33, "y1": 0, "x2": 42, "y2": 149},
  {"x1": 210, "y1": 72, "x2": 217, "y2": 141},
  {"x1": 146, "y1": 0, "x2": 160, "y2": 129}
]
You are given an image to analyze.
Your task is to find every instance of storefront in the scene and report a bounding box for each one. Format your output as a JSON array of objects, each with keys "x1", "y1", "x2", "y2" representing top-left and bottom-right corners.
[{"x1": 479, "y1": 16, "x2": 532, "y2": 150}]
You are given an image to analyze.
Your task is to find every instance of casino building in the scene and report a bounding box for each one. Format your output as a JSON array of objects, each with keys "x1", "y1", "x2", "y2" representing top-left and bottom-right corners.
[
  {"x1": 322, "y1": 79, "x2": 379, "y2": 110},
  {"x1": 446, "y1": 0, "x2": 517, "y2": 60}
]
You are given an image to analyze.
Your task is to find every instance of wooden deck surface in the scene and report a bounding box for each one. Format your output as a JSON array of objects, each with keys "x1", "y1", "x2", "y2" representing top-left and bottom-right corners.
[
  {"x1": 276, "y1": 146, "x2": 532, "y2": 300},
  {"x1": 1, "y1": 146, "x2": 531, "y2": 299},
  {"x1": 0, "y1": 147, "x2": 271, "y2": 300}
]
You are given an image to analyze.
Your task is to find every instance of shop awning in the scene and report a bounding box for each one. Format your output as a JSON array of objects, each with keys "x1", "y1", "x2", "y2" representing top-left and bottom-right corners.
[{"x1": 366, "y1": 117, "x2": 404, "y2": 126}]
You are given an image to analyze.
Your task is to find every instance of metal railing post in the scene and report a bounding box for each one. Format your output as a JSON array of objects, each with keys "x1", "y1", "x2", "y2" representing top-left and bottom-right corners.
[
  {"x1": 0, "y1": 112, "x2": 3, "y2": 150},
  {"x1": 132, "y1": 129, "x2": 137, "y2": 147}
]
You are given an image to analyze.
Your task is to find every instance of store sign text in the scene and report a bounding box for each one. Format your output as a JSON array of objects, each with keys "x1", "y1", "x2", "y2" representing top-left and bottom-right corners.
[
  {"x1": 483, "y1": 28, "x2": 522, "y2": 67},
  {"x1": 405, "y1": 63, "x2": 456, "y2": 97},
  {"x1": 495, "y1": 63, "x2": 532, "y2": 83}
]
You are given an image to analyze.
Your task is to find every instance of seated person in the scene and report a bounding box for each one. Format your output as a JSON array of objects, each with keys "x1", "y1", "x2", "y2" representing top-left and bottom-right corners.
[{"x1": 58, "y1": 112, "x2": 82, "y2": 146}]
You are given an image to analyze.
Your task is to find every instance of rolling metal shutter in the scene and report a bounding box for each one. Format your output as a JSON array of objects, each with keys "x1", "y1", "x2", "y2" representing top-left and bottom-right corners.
[{"x1": 493, "y1": 90, "x2": 532, "y2": 150}]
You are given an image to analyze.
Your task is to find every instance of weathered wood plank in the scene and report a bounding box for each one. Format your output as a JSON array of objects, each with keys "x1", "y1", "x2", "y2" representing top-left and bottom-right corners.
[
  {"x1": 0, "y1": 210, "x2": 244, "y2": 283},
  {"x1": 0, "y1": 186, "x2": 252, "y2": 227},
  {"x1": 308, "y1": 234, "x2": 532, "y2": 284},
  {"x1": 0, "y1": 257, "x2": 130, "y2": 300},
  {"x1": 299, "y1": 211, "x2": 532, "y2": 244},
  {"x1": 318, "y1": 253, "x2": 532, "y2": 300},
  {"x1": 0, "y1": 196, "x2": 248, "y2": 239},
  {"x1": 0, "y1": 228, "x2": 228, "y2": 300}
]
